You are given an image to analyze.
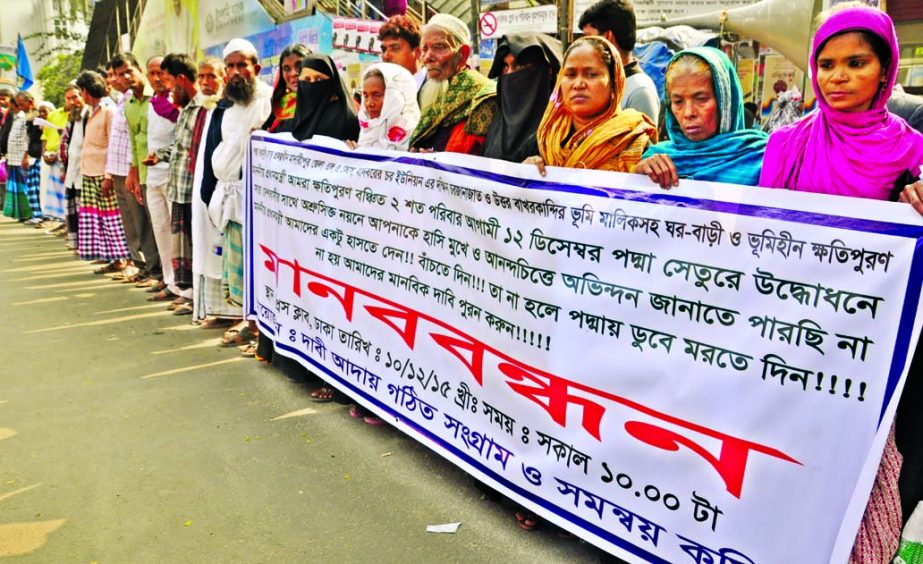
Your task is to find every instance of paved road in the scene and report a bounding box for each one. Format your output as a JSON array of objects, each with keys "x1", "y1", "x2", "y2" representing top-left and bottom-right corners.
[{"x1": 0, "y1": 217, "x2": 600, "y2": 563}]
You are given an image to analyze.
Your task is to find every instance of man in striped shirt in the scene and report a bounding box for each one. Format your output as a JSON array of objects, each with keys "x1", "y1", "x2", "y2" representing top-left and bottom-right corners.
[
  {"x1": 107, "y1": 52, "x2": 157, "y2": 284},
  {"x1": 145, "y1": 53, "x2": 202, "y2": 315}
]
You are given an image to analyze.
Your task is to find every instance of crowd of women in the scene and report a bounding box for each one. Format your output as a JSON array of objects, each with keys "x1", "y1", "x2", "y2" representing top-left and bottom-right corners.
[{"x1": 1, "y1": 1, "x2": 923, "y2": 560}]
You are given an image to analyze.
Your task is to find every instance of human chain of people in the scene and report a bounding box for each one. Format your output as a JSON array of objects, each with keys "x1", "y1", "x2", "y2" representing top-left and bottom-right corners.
[{"x1": 1, "y1": 0, "x2": 922, "y2": 561}]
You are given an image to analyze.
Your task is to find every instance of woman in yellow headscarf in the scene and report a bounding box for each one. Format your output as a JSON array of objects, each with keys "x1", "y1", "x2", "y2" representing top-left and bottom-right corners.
[{"x1": 526, "y1": 36, "x2": 657, "y2": 175}]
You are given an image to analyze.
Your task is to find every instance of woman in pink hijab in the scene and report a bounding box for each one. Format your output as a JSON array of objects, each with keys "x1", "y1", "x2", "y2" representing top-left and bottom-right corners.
[
  {"x1": 761, "y1": 7, "x2": 923, "y2": 563},
  {"x1": 760, "y1": 6, "x2": 923, "y2": 210}
]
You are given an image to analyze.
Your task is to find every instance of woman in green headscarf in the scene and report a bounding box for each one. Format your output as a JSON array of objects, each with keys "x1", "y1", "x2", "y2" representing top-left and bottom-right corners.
[{"x1": 635, "y1": 47, "x2": 768, "y2": 189}]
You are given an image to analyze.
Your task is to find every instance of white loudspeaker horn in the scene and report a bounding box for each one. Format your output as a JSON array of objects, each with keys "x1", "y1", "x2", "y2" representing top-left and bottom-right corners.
[{"x1": 650, "y1": 0, "x2": 824, "y2": 70}]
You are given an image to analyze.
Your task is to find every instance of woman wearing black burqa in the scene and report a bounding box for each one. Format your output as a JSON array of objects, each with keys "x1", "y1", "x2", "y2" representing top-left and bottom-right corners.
[
  {"x1": 286, "y1": 54, "x2": 360, "y2": 141},
  {"x1": 482, "y1": 32, "x2": 563, "y2": 163},
  {"x1": 480, "y1": 31, "x2": 575, "y2": 535},
  {"x1": 255, "y1": 54, "x2": 359, "y2": 400}
]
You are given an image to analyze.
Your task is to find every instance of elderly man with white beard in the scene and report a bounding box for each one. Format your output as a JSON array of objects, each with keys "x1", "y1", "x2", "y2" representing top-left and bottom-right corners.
[
  {"x1": 190, "y1": 57, "x2": 237, "y2": 327},
  {"x1": 408, "y1": 14, "x2": 497, "y2": 155},
  {"x1": 198, "y1": 39, "x2": 272, "y2": 335}
]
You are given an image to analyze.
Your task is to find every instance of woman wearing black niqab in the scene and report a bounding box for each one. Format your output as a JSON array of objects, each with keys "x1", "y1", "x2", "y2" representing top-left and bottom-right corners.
[
  {"x1": 254, "y1": 55, "x2": 358, "y2": 391},
  {"x1": 482, "y1": 33, "x2": 563, "y2": 162},
  {"x1": 289, "y1": 54, "x2": 360, "y2": 142}
]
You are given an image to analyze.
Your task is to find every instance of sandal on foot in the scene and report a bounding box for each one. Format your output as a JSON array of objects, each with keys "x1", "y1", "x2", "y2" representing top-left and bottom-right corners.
[
  {"x1": 220, "y1": 326, "x2": 256, "y2": 347},
  {"x1": 309, "y1": 386, "x2": 335, "y2": 403},
  {"x1": 167, "y1": 296, "x2": 190, "y2": 311},
  {"x1": 222, "y1": 324, "x2": 245, "y2": 339},
  {"x1": 240, "y1": 343, "x2": 258, "y2": 357},
  {"x1": 110, "y1": 266, "x2": 138, "y2": 280},
  {"x1": 363, "y1": 415, "x2": 384, "y2": 426},
  {"x1": 93, "y1": 261, "x2": 123, "y2": 274},
  {"x1": 146, "y1": 281, "x2": 166, "y2": 292},
  {"x1": 147, "y1": 289, "x2": 178, "y2": 302},
  {"x1": 349, "y1": 405, "x2": 363, "y2": 418},
  {"x1": 201, "y1": 317, "x2": 239, "y2": 330},
  {"x1": 173, "y1": 303, "x2": 193, "y2": 316}
]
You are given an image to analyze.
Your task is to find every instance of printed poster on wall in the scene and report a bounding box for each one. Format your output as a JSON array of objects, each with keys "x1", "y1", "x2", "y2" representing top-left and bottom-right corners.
[
  {"x1": 736, "y1": 58, "x2": 756, "y2": 104},
  {"x1": 246, "y1": 133, "x2": 923, "y2": 563},
  {"x1": 759, "y1": 53, "x2": 806, "y2": 119}
]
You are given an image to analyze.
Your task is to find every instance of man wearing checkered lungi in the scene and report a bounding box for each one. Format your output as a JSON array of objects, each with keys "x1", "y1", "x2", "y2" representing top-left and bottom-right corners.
[
  {"x1": 145, "y1": 53, "x2": 202, "y2": 315},
  {"x1": 75, "y1": 70, "x2": 131, "y2": 268},
  {"x1": 2, "y1": 92, "x2": 43, "y2": 221}
]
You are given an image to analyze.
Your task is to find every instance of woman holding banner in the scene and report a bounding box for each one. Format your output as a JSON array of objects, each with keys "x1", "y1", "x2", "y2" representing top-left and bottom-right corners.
[
  {"x1": 254, "y1": 54, "x2": 359, "y2": 404},
  {"x1": 525, "y1": 36, "x2": 656, "y2": 175},
  {"x1": 759, "y1": 6, "x2": 923, "y2": 562},
  {"x1": 634, "y1": 47, "x2": 769, "y2": 189},
  {"x1": 483, "y1": 32, "x2": 563, "y2": 163},
  {"x1": 347, "y1": 62, "x2": 420, "y2": 152},
  {"x1": 289, "y1": 54, "x2": 360, "y2": 143},
  {"x1": 759, "y1": 7, "x2": 923, "y2": 205}
]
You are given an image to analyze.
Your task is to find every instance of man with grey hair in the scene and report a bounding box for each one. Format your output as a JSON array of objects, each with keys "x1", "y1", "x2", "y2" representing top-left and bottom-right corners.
[
  {"x1": 409, "y1": 14, "x2": 496, "y2": 155},
  {"x1": 198, "y1": 39, "x2": 272, "y2": 329},
  {"x1": 197, "y1": 56, "x2": 226, "y2": 98},
  {"x1": 190, "y1": 55, "x2": 226, "y2": 323}
]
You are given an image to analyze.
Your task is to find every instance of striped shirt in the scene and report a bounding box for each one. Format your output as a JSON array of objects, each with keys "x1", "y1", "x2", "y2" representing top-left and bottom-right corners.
[
  {"x1": 6, "y1": 111, "x2": 28, "y2": 163},
  {"x1": 105, "y1": 91, "x2": 132, "y2": 177},
  {"x1": 155, "y1": 93, "x2": 203, "y2": 204}
]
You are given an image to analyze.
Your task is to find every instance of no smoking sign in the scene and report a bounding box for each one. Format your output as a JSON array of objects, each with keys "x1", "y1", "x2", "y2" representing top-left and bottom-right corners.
[{"x1": 479, "y1": 12, "x2": 498, "y2": 38}]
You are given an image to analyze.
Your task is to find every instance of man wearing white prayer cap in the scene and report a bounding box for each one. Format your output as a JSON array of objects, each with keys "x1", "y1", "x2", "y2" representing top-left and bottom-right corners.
[
  {"x1": 194, "y1": 37, "x2": 272, "y2": 327},
  {"x1": 409, "y1": 13, "x2": 497, "y2": 155}
]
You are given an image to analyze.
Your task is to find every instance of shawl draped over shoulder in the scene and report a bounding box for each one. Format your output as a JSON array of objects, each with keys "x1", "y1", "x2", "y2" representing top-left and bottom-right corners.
[
  {"x1": 357, "y1": 62, "x2": 421, "y2": 151},
  {"x1": 537, "y1": 37, "x2": 656, "y2": 172},
  {"x1": 642, "y1": 47, "x2": 768, "y2": 186},
  {"x1": 758, "y1": 6, "x2": 923, "y2": 199}
]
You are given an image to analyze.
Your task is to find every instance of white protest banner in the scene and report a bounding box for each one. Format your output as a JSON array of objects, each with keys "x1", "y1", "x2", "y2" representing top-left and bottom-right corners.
[
  {"x1": 246, "y1": 133, "x2": 923, "y2": 563},
  {"x1": 479, "y1": 5, "x2": 557, "y2": 39},
  {"x1": 573, "y1": 0, "x2": 760, "y2": 31}
]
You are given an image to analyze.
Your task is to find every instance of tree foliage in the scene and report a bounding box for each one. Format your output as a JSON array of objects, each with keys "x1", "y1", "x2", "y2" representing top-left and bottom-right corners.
[
  {"x1": 36, "y1": 52, "x2": 82, "y2": 107},
  {"x1": 23, "y1": 0, "x2": 92, "y2": 83}
]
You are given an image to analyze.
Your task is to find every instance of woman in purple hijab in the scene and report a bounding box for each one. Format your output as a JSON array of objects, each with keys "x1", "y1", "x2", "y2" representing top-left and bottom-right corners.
[
  {"x1": 761, "y1": 7, "x2": 923, "y2": 563},
  {"x1": 759, "y1": 6, "x2": 923, "y2": 206}
]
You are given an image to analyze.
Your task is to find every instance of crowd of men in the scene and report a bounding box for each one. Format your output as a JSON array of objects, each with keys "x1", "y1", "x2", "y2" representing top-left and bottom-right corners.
[
  {"x1": 0, "y1": 51, "x2": 237, "y2": 317},
  {"x1": 0, "y1": 0, "x2": 660, "y2": 335},
  {"x1": 3, "y1": 1, "x2": 923, "y2": 560}
]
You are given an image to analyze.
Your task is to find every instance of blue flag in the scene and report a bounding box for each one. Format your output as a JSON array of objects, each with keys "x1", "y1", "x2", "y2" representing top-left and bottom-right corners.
[{"x1": 16, "y1": 34, "x2": 33, "y2": 91}]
